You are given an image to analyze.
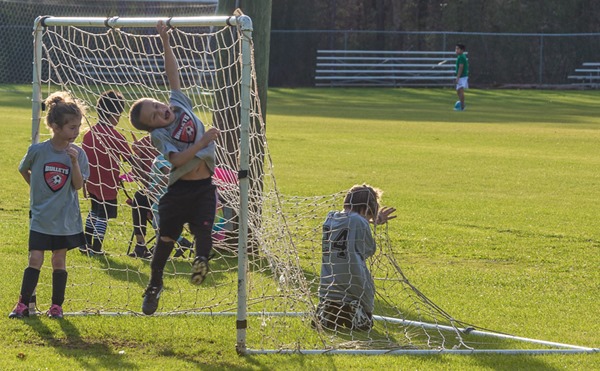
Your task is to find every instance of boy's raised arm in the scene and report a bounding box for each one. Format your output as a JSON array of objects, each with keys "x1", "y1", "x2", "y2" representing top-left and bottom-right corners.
[{"x1": 157, "y1": 20, "x2": 181, "y2": 91}]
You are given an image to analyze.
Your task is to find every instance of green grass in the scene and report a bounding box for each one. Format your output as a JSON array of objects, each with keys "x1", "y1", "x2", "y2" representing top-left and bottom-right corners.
[{"x1": 1, "y1": 84, "x2": 599, "y2": 369}]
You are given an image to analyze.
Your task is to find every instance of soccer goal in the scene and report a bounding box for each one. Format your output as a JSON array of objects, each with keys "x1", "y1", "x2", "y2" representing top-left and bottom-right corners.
[{"x1": 30, "y1": 14, "x2": 598, "y2": 356}]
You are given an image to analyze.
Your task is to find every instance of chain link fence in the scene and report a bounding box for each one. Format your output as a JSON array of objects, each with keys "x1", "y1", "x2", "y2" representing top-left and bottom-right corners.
[{"x1": 269, "y1": 30, "x2": 600, "y2": 87}]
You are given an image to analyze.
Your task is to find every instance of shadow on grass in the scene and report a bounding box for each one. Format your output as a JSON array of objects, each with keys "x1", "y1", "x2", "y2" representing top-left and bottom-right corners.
[
  {"x1": 85, "y1": 245, "x2": 241, "y2": 292},
  {"x1": 471, "y1": 353, "x2": 562, "y2": 370},
  {"x1": 23, "y1": 316, "x2": 137, "y2": 369},
  {"x1": 154, "y1": 344, "x2": 255, "y2": 370},
  {"x1": 87, "y1": 254, "x2": 150, "y2": 287}
]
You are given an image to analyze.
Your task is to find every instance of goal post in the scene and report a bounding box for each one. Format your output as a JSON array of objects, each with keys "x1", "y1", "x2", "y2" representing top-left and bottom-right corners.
[
  {"x1": 28, "y1": 14, "x2": 598, "y2": 356},
  {"x1": 31, "y1": 14, "x2": 255, "y2": 352}
]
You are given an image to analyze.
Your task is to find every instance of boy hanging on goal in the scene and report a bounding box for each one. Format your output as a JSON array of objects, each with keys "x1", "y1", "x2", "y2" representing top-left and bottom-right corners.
[
  {"x1": 10, "y1": 92, "x2": 89, "y2": 319},
  {"x1": 129, "y1": 21, "x2": 220, "y2": 315},
  {"x1": 316, "y1": 184, "x2": 396, "y2": 331}
]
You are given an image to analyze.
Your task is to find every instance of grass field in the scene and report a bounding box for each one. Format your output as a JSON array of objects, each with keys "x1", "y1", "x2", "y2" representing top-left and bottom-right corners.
[{"x1": 1, "y1": 84, "x2": 599, "y2": 369}]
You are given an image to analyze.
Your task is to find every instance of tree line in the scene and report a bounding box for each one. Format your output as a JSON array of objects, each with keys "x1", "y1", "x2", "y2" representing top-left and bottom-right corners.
[{"x1": 272, "y1": 0, "x2": 600, "y2": 34}]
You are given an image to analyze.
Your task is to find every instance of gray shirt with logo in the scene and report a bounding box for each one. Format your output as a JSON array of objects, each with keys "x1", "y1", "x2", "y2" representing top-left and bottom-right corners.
[
  {"x1": 151, "y1": 90, "x2": 215, "y2": 185},
  {"x1": 18, "y1": 140, "x2": 89, "y2": 235}
]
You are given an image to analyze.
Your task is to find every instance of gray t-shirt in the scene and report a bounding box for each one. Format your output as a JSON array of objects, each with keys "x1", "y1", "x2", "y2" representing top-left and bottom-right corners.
[
  {"x1": 319, "y1": 211, "x2": 376, "y2": 313},
  {"x1": 151, "y1": 90, "x2": 215, "y2": 185},
  {"x1": 18, "y1": 140, "x2": 90, "y2": 235}
]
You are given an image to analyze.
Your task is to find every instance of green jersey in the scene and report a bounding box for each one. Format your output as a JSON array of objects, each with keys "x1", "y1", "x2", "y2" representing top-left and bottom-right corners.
[{"x1": 456, "y1": 53, "x2": 469, "y2": 77}]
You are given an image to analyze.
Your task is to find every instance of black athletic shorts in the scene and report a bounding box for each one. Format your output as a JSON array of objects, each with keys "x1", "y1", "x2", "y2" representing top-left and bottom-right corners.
[
  {"x1": 89, "y1": 195, "x2": 118, "y2": 219},
  {"x1": 158, "y1": 178, "x2": 217, "y2": 240},
  {"x1": 29, "y1": 230, "x2": 85, "y2": 251}
]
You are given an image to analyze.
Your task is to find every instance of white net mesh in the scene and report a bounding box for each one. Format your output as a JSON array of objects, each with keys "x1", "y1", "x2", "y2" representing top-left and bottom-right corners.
[{"x1": 31, "y1": 17, "x2": 590, "y2": 354}]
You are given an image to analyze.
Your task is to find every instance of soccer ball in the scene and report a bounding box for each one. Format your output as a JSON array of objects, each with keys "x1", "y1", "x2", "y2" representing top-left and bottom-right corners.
[{"x1": 454, "y1": 101, "x2": 461, "y2": 110}]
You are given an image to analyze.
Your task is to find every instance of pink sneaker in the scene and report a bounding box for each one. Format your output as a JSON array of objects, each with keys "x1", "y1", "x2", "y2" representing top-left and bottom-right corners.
[
  {"x1": 47, "y1": 304, "x2": 63, "y2": 319},
  {"x1": 8, "y1": 302, "x2": 29, "y2": 319}
]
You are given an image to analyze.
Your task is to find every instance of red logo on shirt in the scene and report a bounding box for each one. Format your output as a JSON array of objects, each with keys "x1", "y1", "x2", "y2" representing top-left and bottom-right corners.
[
  {"x1": 172, "y1": 113, "x2": 196, "y2": 143},
  {"x1": 44, "y1": 162, "x2": 70, "y2": 192}
]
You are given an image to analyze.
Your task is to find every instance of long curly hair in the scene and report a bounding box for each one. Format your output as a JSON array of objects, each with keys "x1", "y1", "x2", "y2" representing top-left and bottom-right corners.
[{"x1": 44, "y1": 91, "x2": 86, "y2": 128}]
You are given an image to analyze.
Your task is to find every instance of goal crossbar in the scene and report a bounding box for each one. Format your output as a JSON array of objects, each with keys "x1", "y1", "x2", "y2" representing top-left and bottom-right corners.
[{"x1": 35, "y1": 15, "x2": 246, "y2": 29}]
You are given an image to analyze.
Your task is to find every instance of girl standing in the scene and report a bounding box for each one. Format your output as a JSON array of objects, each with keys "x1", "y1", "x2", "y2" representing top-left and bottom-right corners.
[{"x1": 9, "y1": 91, "x2": 89, "y2": 319}]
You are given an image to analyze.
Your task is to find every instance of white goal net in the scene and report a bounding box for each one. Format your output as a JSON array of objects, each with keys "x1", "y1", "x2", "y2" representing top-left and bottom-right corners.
[{"x1": 30, "y1": 15, "x2": 596, "y2": 355}]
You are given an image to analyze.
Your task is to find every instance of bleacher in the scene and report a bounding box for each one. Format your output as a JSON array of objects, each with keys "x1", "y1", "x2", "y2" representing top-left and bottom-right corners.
[
  {"x1": 568, "y1": 62, "x2": 600, "y2": 87},
  {"x1": 74, "y1": 57, "x2": 215, "y2": 85},
  {"x1": 315, "y1": 50, "x2": 463, "y2": 87}
]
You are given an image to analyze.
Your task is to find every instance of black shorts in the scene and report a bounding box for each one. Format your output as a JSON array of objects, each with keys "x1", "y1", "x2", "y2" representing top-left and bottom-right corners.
[
  {"x1": 29, "y1": 230, "x2": 85, "y2": 251},
  {"x1": 158, "y1": 178, "x2": 217, "y2": 240},
  {"x1": 90, "y1": 195, "x2": 118, "y2": 219}
]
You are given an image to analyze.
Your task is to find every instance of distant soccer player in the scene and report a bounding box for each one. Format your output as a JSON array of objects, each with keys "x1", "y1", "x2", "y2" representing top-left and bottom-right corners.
[
  {"x1": 82, "y1": 90, "x2": 131, "y2": 256},
  {"x1": 316, "y1": 184, "x2": 396, "y2": 331},
  {"x1": 454, "y1": 43, "x2": 469, "y2": 111},
  {"x1": 129, "y1": 21, "x2": 220, "y2": 315},
  {"x1": 9, "y1": 92, "x2": 89, "y2": 319}
]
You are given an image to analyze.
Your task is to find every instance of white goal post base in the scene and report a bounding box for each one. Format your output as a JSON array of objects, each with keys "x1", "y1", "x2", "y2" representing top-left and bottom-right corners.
[{"x1": 33, "y1": 310, "x2": 598, "y2": 355}]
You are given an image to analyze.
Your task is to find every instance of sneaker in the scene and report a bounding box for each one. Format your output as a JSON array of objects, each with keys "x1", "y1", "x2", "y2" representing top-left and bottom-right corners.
[
  {"x1": 141, "y1": 285, "x2": 163, "y2": 315},
  {"x1": 8, "y1": 302, "x2": 29, "y2": 319},
  {"x1": 128, "y1": 244, "x2": 152, "y2": 259},
  {"x1": 190, "y1": 256, "x2": 209, "y2": 285},
  {"x1": 47, "y1": 304, "x2": 63, "y2": 319}
]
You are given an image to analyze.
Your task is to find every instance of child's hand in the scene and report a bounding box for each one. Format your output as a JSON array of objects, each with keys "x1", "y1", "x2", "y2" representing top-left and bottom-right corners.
[
  {"x1": 375, "y1": 206, "x2": 396, "y2": 225},
  {"x1": 157, "y1": 20, "x2": 169, "y2": 41},
  {"x1": 66, "y1": 145, "x2": 79, "y2": 164},
  {"x1": 202, "y1": 127, "x2": 220, "y2": 144}
]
